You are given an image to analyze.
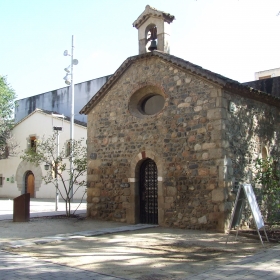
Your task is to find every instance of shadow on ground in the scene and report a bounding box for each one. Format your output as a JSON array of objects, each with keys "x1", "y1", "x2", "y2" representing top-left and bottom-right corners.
[{"x1": 4, "y1": 224, "x2": 273, "y2": 280}]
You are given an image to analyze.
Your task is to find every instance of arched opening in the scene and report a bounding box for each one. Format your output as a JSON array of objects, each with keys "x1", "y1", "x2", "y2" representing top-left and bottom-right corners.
[
  {"x1": 139, "y1": 159, "x2": 158, "y2": 224},
  {"x1": 262, "y1": 147, "x2": 268, "y2": 160},
  {"x1": 25, "y1": 171, "x2": 35, "y2": 198},
  {"x1": 145, "y1": 24, "x2": 157, "y2": 52},
  {"x1": 261, "y1": 146, "x2": 269, "y2": 173}
]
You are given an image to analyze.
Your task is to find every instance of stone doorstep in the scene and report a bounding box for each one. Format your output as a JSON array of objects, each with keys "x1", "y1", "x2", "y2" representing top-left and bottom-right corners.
[{"x1": 0, "y1": 224, "x2": 158, "y2": 250}]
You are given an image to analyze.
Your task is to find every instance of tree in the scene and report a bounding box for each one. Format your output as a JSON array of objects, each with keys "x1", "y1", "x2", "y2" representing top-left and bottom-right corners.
[
  {"x1": 21, "y1": 134, "x2": 87, "y2": 216},
  {"x1": 0, "y1": 76, "x2": 17, "y2": 158},
  {"x1": 255, "y1": 157, "x2": 280, "y2": 225}
]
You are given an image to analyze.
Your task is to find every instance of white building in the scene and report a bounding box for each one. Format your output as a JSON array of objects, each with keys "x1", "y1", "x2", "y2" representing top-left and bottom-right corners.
[
  {"x1": 0, "y1": 109, "x2": 87, "y2": 199},
  {"x1": 15, "y1": 75, "x2": 110, "y2": 124},
  {"x1": 255, "y1": 67, "x2": 280, "y2": 80},
  {"x1": 3, "y1": 75, "x2": 110, "y2": 200}
]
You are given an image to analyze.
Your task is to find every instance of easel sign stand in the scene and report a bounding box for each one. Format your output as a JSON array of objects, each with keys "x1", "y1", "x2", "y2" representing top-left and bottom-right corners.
[{"x1": 226, "y1": 184, "x2": 269, "y2": 246}]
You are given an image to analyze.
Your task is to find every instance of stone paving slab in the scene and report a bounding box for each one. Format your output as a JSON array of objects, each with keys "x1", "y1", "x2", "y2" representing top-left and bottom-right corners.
[
  {"x1": 1, "y1": 199, "x2": 280, "y2": 279},
  {"x1": 1, "y1": 244, "x2": 280, "y2": 280},
  {"x1": 1, "y1": 224, "x2": 158, "y2": 249},
  {"x1": 0, "y1": 250, "x2": 125, "y2": 280},
  {"x1": 183, "y1": 245, "x2": 280, "y2": 279},
  {"x1": 4, "y1": 227, "x2": 280, "y2": 280}
]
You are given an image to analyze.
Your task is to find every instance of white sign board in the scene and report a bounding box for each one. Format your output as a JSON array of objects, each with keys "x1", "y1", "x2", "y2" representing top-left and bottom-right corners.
[
  {"x1": 243, "y1": 184, "x2": 264, "y2": 230},
  {"x1": 227, "y1": 184, "x2": 268, "y2": 245}
]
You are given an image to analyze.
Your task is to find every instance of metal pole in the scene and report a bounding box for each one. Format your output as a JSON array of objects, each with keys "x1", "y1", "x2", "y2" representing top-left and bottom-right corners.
[
  {"x1": 70, "y1": 35, "x2": 74, "y2": 201},
  {"x1": 55, "y1": 130, "x2": 59, "y2": 211}
]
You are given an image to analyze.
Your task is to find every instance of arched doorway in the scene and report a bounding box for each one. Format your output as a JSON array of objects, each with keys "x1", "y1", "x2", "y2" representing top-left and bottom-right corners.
[
  {"x1": 139, "y1": 159, "x2": 158, "y2": 224},
  {"x1": 25, "y1": 171, "x2": 35, "y2": 198}
]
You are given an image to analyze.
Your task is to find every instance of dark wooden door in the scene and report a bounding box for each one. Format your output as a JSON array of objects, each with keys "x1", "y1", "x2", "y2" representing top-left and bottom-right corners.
[{"x1": 26, "y1": 172, "x2": 35, "y2": 198}]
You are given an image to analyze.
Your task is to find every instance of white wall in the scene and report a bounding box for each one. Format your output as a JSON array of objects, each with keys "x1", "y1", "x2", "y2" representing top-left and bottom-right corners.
[
  {"x1": 15, "y1": 75, "x2": 111, "y2": 124},
  {"x1": 0, "y1": 110, "x2": 87, "y2": 200},
  {"x1": 255, "y1": 68, "x2": 280, "y2": 80}
]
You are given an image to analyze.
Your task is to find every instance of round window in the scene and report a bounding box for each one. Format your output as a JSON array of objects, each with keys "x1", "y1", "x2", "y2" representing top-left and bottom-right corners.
[
  {"x1": 140, "y1": 95, "x2": 165, "y2": 115},
  {"x1": 129, "y1": 85, "x2": 166, "y2": 118}
]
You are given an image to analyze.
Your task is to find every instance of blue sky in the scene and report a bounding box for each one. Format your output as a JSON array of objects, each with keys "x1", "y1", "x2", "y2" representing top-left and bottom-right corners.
[{"x1": 0, "y1": 0, "x2": 280, "y2": 100}]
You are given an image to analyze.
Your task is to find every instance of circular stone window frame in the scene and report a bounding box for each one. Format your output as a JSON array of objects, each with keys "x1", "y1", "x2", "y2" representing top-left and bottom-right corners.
[{"x1": 128, "y1": 84, "x2": 166, "y2": 119}]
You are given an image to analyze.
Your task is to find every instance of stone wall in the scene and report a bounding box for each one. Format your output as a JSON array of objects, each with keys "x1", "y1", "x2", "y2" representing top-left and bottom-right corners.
[
  {"x1": 222, "y1": 91, "x2": 280, "y2": 226},
  {"x1": 224, "y1": 91, "x2": 280, "y2": 185},
  {"x1": 86, "y1": 56, "x2": 233, "y2": 231}
]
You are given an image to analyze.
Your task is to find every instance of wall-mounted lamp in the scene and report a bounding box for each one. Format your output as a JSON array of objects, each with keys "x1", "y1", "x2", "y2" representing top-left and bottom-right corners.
[
  {"x1": 53, "y1": 126, "x2": 63, "y2": 131},
  {"x1": 44, "y1": 163, "x2": 50, "y2": 171}
]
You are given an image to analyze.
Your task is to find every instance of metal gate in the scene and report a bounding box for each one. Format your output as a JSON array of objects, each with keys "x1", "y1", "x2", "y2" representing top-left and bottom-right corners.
[{"x1": 139, "y1": 159, "x2": 158, "y2": 224}]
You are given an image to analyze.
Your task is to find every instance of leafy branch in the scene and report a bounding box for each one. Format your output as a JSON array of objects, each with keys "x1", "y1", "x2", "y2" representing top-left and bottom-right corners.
[
  {"x1": 255, "y1": 157, "x2": 280, "y2": 225},
  {"x1": 21, "y1": 134, "x2": 87, "y2": 216}
]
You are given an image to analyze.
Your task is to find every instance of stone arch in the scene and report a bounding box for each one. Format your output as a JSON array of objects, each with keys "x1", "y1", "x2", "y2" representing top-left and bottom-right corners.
[
  {"x1": 129, "y1": 150, "x2": 162, "y2": 177},
  {"x1": 128, "y1": 83, "x2": 167, "y2": 119},
  {"x1": 145, "y1": 23, "x2": 157, "y2": 40},
  {"x1": 127, "y1": 150, "x2": 164, "y2": 225},
  {"x1": 128, "y1": 81, "x2": 167, "y2": 101},
  {"x1": 16, "y1": 161, "x2": 43, "y2": 195}
]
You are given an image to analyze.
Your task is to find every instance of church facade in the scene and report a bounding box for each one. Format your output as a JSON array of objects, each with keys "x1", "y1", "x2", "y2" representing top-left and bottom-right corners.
[{"x1": 80, "y1": 6, "x2": 280, "y2": 231}]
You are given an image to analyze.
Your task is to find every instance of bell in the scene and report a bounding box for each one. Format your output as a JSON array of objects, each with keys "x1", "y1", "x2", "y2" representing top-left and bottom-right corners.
[{"x1": 148, "y1": 40, "x2": 157, "y2": 51}]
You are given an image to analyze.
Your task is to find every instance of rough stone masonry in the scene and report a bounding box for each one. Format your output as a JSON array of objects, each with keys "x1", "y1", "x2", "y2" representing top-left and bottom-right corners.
[{"x1": 81, "y1": 51, "x2": 280, "y2": 232}]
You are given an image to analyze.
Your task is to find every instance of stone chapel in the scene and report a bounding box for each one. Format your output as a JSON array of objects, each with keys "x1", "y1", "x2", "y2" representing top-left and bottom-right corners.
[{"x1": 80, "y1": 5, "x2": 280, "y2": 232}]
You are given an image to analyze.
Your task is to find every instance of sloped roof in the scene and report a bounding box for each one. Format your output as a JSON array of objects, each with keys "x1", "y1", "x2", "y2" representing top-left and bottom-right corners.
[
  {"x1": 80, "y1": 51, "x2": 280, "y2": 115},
  {"x1": 15, "y1": 108, "x2": 87, "y2": 128},
  {"x1": 243, "y1": 77, "x2": 280, "y2": 98},
  {"x1": 133, "y1": 5, "x2": 175, "y2": 29}
]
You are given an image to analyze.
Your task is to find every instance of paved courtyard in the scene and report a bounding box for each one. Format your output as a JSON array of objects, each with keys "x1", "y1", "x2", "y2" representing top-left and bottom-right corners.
[
  {"x1": 0, "y1": 198, "x2": 279, "y2": 279},
  {"x1": 1, "y1": 242, "x2": 279, "y2": 280}
]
